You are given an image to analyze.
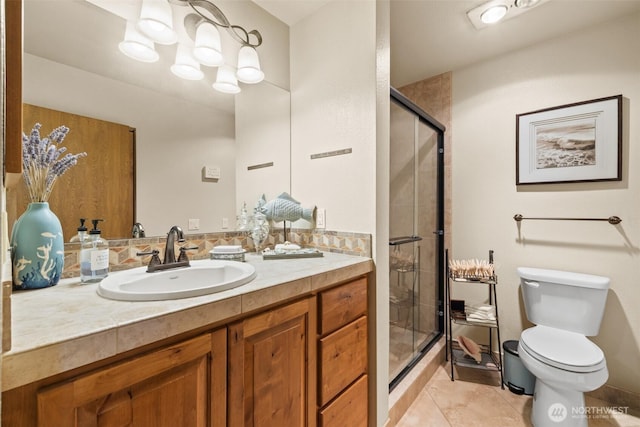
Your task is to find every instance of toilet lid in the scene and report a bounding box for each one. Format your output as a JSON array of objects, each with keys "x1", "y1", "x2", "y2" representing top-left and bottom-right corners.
[{"x1": 520, "y1": 326, "x2": 605, "y2": 373}]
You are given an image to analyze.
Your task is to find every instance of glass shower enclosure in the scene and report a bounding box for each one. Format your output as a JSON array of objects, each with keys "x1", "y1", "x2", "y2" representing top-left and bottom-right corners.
[{"x1": 389, "y1": 88, "x2": 445, "y2": 389}]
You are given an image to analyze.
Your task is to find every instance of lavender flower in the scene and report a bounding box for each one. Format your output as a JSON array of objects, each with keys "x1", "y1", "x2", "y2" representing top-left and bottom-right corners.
[{"x1": 21, "y1": 123, "x2": 87, "y2": 202}]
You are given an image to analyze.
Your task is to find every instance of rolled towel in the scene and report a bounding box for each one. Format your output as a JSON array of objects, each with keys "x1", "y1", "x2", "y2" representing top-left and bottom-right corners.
[{"x1": 457, "y1": 336, "x2": 482, "y2": 363}]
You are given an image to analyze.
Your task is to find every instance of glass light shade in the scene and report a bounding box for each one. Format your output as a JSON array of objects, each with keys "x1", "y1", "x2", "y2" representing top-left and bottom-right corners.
[
  {"x1": 118, "y1": 21, "x2": 159, "y2": 63},
  {"x1": 193, "y1": 22, "x2": 224, "y2": 67},
  {"x1": 236, "y1": 46, "x2": 264, "y2": 84},
  {"x1": 137, "y1": 0, "x2": 178, "y2": 45},
  {"x1": 480, "y1": 5, "x2": 508, "y2": 24},
  {"x1": 171, "y1": 44, "x2": 204, "y2": 80},
  {"x1": 213, "y1": 65, "x2": 241, "y2": 94}
]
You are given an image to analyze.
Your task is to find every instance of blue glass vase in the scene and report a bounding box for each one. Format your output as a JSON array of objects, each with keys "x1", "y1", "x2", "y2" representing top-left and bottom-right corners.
[{"x1": 11, "y1": 202, "x2": 65, "y2": 290}]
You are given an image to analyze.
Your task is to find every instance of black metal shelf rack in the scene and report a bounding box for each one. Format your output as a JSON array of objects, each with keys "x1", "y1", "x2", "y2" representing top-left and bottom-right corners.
[{"x1": 445, "y1": 249, "x2": 504, "y2": 388}]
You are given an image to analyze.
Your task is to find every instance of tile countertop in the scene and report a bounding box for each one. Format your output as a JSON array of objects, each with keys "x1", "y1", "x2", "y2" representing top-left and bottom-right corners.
[{"x1": 2, "y1": 251, "x2": 372, "y2": 392}]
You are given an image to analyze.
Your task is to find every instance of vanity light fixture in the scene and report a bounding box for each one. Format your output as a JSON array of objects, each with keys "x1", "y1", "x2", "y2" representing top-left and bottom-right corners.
[
  {"x1": 212, "y1": 65, "x2": 241, "y2": 94},
  {"x1": 119, "y1": 21, "x2": 160, "y2": 63},
  {"x1": 138, "y1": 0, "x2": 178, "y2": 45},
  {"x1": 466, "y1": 0, "x2": 550, "y2": 30},
  {"x1": 117, "y1": 0, "x2": 264, "y2": 93},
  {"x1": 193, "y1": 20, "x2": 224, "y2": 67},
  {"x1": 171, "y1": 43, "x2": 205, "y2": 80}
]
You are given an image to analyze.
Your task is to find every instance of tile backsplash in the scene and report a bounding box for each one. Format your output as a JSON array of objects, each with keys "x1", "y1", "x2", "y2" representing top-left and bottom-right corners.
[{"x1": 62, "y1": 228, "x2": 372, "y2": 278}]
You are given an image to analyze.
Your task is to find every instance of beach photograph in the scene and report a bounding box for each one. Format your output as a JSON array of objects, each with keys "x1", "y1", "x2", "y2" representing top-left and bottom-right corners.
[{"x1": 535, "y1": 121, "x2": 596, "y2": 169}]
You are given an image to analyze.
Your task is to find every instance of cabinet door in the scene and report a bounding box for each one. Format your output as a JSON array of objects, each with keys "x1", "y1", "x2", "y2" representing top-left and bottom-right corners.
[
  {"x1": 228, "y1": 297, "x2": 317, "y2": 427},
  {"x1": 36, "y1": 330, "x2": 226, "y2": 427},
  {"x1": 318, "y1": 316, "x2": 367, "y2": 406},
  {"x1": 318, "y1": 277, "x2": 367, "y2": 336},
  {"x1": 318, "y1": 375, "x2": 368, "y2": 427}
]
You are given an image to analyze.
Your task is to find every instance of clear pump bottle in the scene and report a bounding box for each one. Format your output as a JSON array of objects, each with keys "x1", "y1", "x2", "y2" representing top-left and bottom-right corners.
[
  {"x1": 71, "y1": 218, "x2": 88, "y2": 243},
  {"x1": 80, "y1": 219, "x2": 109, "y2": 284}
]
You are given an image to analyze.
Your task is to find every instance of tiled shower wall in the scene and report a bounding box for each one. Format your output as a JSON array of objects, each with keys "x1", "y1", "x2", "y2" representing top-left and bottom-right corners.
[
  {"x1": 62, "y1": 228, "x2": 372, "y2": 278},
  {"x1": 398, "y1": 72, "x2": 453, "y2": 334}
]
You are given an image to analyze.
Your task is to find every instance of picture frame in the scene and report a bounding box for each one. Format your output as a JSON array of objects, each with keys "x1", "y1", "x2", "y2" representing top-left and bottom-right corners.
[{"x1": 516, "y1": 95, "x2": 622, "y2": 185}]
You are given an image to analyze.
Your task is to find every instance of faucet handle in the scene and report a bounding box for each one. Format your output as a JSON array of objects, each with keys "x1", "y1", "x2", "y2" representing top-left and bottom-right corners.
[
  {"x1": 136, "y1": 249, "x2": 159, "y2": 256},
  {"x1": 178, "y1": 246, "x2": 198, "y2": 263},
  {"x1": 137, "y1": 250, "x2": 162, "y2": 271}
]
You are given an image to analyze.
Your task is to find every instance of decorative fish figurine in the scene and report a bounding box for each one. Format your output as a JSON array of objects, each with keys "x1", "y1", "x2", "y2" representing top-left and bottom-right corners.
[{"x1": 260, "y1": 192, "x2": 315, "y2": 223}]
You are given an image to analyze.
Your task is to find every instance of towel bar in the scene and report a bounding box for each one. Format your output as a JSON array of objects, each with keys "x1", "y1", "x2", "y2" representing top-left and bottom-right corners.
[{"x1": 513, "y1": 214, "x2": 621, "y2": 225}]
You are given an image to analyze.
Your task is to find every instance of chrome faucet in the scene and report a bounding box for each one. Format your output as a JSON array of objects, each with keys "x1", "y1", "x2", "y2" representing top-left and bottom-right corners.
[
  {"x1": 136, "y1": 225, "x2": 197, "y2": 272},
  {"x1": 132, "y1": 222, "x2": 145, "y2": 238}
]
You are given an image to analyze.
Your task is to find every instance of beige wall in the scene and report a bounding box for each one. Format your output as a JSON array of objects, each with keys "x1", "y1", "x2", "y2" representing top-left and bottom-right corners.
[
  {"x1": 451, "y1": 11, "x2": 640, "y2": 394},
  {"x1": 290, "y1": 2, "x2": 384, "y2": 425},
  {"x1": 290, "y1": 1, "x2": 378, "y2": 234},
  {"x1": 235, "y1": 82, "x2": 291, "y2": 215}
]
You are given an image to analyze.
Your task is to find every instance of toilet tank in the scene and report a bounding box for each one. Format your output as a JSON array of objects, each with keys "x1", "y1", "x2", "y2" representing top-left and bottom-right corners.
[{"x1": 517, "y1": 267, "x2": 610, "y2": 336}]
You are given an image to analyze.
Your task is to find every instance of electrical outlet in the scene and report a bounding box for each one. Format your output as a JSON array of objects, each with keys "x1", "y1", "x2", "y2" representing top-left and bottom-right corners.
[
  {"x1": 188, "y1": 218, "x2": 200, "y2": 230},
  {"x1": 316, "y1": 208, "x2": 326, "y2": 229},
  {"x1": 222, "y1": 217, "x2": 229, "y2": 229}
]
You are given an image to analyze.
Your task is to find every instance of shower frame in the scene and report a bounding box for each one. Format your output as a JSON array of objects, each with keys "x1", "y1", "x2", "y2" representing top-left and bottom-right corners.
[{"x1": 388, "y1": 87, "x2": 446, "y2": 390}]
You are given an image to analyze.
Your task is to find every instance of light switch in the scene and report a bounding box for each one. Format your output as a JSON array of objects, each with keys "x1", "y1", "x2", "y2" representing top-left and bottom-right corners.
[{"x1": 203, "y1": 166, "x2": 221, "y2": 179}]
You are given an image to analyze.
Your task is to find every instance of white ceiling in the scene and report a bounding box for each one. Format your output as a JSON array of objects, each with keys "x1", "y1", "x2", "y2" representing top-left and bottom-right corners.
[
  {"x1": 389, "y1": 0, "x2": 640, "y2": 87},
  {"x1": 252, "y1": 0, "x2": 332, "y2": 26},
  {"x1": 24, "y1": 0, "x2": 640, "y2": 111},
  {"x1": 251, "y1": 0, "x2": 640, "y2": 87}
]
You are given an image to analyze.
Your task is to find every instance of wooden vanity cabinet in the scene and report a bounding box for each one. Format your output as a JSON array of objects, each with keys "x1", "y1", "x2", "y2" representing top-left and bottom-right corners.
[
  {"x1": 228, "y1": 297, "x2": 317, "y2": 427},
  {"x1": 3, "y1": 275, "x2": 370, "y2": 427},
  {"x1": 317, "y1": 277, "x2": 368, "y2": 427},
  {"x1": 35, "y1": 330, "x2": 227, "y2": 427}
]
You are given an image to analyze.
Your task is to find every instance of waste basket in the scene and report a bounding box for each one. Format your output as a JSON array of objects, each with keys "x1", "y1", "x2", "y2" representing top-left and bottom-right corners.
[{"x1": 503, "y1": 340, "x2": 536, "y2": 395}]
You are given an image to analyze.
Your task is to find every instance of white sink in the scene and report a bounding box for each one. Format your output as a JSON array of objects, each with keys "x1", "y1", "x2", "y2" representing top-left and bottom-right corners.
[{"x1": 97, "y1": 259, "x2": 256, "y2": 301}]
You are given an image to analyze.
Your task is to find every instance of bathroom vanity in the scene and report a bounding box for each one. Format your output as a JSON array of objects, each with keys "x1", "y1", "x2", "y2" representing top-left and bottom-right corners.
[{"x1": 1, "y1": 252, "x2": 372, "y2": 427}]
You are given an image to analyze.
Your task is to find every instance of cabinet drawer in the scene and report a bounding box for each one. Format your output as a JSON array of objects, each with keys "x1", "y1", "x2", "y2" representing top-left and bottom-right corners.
[
  {"x1": 318, "y1": 316, "x2": 367, "y2": 406},
  {"x1": 318, "y1": 374, "x2": 367, "y2": 427},
  {"x1": 319, "y1": 277, "x2": 367, "y2": 335}
]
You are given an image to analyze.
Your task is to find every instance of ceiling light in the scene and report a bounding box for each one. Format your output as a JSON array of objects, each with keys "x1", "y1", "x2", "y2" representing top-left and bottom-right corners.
[
  {"x1": 467, "y1": 0, "x2": 550, "y2": 30},
  {"x1": 171, "y1": 44, "x2": 204, "y2": 80},
  {"x1": 480, "y1": 5, "x2": 508, "y2": 24},
  {"x1": 236, "y1": 46, "x2": 265, "y2": 84},
  {"x1": 117, "y1": 0, "x2": 265, "y2": 95},
  {"x1": 193, "y1": 22, "x2": 224, "y2": 67},
  {"x1": 213, "y1": 65, "x2": 241, "y2": 94},
  {"x1": 137, "y1": 0, "x2": 178, "y2": 45},
  {"x1": 118, "y1": 21, "x2": 159, "y2": 63},
  {"x1": 515, "y1": 0, "x2": 541, "y2": 8}
]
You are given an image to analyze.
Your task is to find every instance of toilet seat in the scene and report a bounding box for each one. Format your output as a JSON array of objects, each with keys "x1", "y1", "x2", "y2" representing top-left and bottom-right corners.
[{"x1": 520, "y1": 326, "x2": 605, "y2": 373}]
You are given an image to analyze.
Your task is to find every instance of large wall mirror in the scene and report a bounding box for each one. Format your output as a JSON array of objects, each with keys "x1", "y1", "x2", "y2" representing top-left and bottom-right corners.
[{"x1": 11, "y1": 0, "x2": 291, "y2": 239}]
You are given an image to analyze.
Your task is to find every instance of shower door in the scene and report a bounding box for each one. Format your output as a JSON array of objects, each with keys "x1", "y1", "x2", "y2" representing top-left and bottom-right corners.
[{"x1": 389, "y1": 88, "x2": 445, "y2": 388}]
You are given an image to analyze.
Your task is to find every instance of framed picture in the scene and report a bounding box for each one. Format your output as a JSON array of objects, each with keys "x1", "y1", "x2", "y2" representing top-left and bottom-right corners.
[{"x1": 516, "y1": 95, "x2": 622, "y2": 185}]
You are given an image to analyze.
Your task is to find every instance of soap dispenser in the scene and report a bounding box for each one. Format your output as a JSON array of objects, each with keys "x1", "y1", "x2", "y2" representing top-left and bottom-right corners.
[
  {"x1": 80, "y1": 219, "x2": 109, "y2": 284},
  {"x1": 237, "y1": 202, "x2": 250, "y2": 231},
  {"x1": 70, "y1": 218, "x2": 88, "y2": 243}
]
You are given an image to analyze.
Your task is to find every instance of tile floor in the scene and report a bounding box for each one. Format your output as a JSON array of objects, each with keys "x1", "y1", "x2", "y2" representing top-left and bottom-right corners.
[{"x1": 396, "y1": 364, "x2": 640, "y2": 427}]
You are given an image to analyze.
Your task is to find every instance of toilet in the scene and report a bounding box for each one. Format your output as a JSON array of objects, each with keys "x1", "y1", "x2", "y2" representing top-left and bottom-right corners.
[{"x1": 517, "y1": 267, "x2": 610, "y2": 427}]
